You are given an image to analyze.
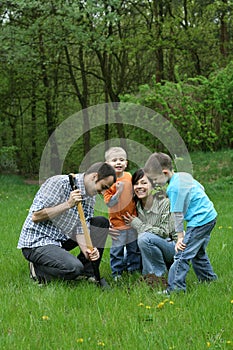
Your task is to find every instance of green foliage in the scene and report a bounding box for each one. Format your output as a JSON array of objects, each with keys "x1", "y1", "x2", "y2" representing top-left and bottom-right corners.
[
  {"x1": 0, "y1": 146, "x2": 19, "y2": 173},
  {"x1": 121, "y1": 61, "x2": 233, "y2": 152}
]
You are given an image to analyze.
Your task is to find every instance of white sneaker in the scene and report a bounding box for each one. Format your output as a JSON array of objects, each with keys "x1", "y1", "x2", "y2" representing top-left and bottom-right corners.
[
  {"x1": 157, "y1": 289, "x2": 170, "y2": 296},
  {"x1": 29, "y1": 262, "x2": 37, "y2": 281}
]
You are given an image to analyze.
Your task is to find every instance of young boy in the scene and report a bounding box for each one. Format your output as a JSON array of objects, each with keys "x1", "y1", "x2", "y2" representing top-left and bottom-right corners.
[
  {"x1": 144, "y1": 152, "x2": 218, "y2": 293},
  {"x1": 104, "y1": 147, "x2": 141, "y2": 280}
]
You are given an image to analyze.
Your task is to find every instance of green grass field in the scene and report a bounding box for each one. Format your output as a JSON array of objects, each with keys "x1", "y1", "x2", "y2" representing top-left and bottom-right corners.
[{"x1": 1, "y1": 150, "x2": 233, "y2": 350}]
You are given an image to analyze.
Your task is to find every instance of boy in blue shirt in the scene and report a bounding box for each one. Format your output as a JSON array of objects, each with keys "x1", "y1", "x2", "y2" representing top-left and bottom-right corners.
[{"x1": 144, "y1": 152, "x2": 218, "y2": 293}]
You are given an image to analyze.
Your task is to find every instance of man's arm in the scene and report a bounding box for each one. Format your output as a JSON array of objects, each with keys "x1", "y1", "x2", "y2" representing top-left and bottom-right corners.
[{"x1": 32, "y1": 189, "x2": 82, "y2": 223}]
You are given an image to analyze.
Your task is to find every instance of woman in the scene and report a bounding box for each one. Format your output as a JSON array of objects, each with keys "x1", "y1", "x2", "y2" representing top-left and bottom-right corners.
[{"x1": 123, "y1": 169, "x2": 176, "y2": 286}]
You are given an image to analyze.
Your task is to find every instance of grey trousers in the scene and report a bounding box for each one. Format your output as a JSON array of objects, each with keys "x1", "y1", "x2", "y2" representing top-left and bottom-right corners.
[{"x1": 22, "y1": 216, "x2": 109, "y2": 282}]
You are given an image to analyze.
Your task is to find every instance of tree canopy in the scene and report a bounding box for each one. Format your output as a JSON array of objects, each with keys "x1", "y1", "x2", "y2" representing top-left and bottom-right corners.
[{"x1": 0, "y1": 0, "x2": 232, "y2": 174}]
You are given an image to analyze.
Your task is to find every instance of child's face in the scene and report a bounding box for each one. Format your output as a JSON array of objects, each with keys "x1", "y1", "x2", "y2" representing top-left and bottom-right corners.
[
  {"x1": 107, "y1": 156, "x2": 127, "y2": 176},
  {"x1": 133, "y1": 175, "x2": 152, "y2": 199},
  {"x1": 146, "y1": 172, "x2": 168, "y2": 187}
]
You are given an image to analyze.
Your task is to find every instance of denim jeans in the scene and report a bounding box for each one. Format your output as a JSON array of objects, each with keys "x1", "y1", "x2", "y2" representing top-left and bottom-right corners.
[
  {"x1": 168, "y1": 218, "x2": 218, "y2": 292},
  {"x1": 110, "y1": 228, "x2": 141, "y2": 277},
  {"x1": 22, "y1": 216, "x2": 109, "y2": 282},
  {"x1": 138, "y1": 232, "x2": 175, "y2": 276}
]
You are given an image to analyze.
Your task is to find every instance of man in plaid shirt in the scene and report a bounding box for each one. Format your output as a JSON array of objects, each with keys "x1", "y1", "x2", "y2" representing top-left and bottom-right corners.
[{"x1": 18, "y1": 162, "x2": 116, "y2": 284}]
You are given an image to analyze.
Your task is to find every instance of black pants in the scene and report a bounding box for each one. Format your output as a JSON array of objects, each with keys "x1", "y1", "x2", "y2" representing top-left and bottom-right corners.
[{"x1": 22, "y1": 216, "x2": 109, "y2": 282}]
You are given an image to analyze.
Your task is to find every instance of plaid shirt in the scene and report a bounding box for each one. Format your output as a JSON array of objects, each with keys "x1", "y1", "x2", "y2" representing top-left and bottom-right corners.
[
  {"x1": 17, "y1": 174, "x2": 95, "y2": 249},
  {"x1": 130, "y1": 196, "x2": 176, "y2": 240}
]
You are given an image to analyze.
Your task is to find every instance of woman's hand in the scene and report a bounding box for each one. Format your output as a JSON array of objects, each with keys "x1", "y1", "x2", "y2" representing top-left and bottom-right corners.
[{"x1": 122, "y1": 212, "x2": 136, "y2": 225}]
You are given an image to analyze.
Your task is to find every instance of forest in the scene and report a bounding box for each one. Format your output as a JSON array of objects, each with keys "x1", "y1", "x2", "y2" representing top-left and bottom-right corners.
[{"x1": 0, "y1": 0, "x2": 232, "y2": 175}]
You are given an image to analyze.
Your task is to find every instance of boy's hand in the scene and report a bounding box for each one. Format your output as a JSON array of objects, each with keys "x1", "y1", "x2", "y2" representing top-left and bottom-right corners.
[
  {"x1": 116, "y1": 181, "x2": 124, "y2": 194},
  {"x1": 175, "y1": 237, "x2": 186, "y2": 252}
]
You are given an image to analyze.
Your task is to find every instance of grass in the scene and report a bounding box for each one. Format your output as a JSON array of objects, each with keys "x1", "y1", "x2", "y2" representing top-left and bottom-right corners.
[{"x1": 1, "y1": 150, "x2": 233, "y2": 350}]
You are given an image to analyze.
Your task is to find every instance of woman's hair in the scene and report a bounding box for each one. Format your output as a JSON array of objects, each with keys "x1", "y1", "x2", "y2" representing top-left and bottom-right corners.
[
  {"x1": 132, "y1": 169, "x2": 153, "y2": 204},
  {"x1": 132, "y1": 168, "x2": 166, "y2": 203},
  {"x1": 86, "y1": 162, "x2": 116, "y2": 183}
]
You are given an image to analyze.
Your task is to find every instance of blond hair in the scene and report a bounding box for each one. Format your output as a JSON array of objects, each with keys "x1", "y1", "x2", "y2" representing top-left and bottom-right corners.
[{"x1": 105, "y1": 147, "x2": 127, "y2": 161}]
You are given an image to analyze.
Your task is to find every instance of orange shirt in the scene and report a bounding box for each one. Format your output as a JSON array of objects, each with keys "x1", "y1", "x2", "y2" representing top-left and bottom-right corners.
[{"x1": 104, "y1": 172, "x2": 137, "y2": 230}]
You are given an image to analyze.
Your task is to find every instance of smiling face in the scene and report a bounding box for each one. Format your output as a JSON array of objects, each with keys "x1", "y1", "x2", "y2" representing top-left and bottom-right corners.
[
  {"x1": 133, "y1": 174, "x2": 153, "y2": 199},
  {"x1": 106, "y1": 156, "x2": 127, "y2": 177}
]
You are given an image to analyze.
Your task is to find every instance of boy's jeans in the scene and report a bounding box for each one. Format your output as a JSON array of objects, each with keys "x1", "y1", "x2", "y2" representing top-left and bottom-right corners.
[
  {"x1": 168, "y1": 218, "x2": 217, "y2": 292},
  {"x1": 138, "y1": 232, "x2": 175, "y2": 276},
  {"x1": 110, "y1": 228, "x2": 141, "y2": 277}
]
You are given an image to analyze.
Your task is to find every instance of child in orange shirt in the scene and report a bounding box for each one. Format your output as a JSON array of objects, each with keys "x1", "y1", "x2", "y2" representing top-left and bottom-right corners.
[{"x1": 104, "y1": 147, "x2": 141, "y2": 280}]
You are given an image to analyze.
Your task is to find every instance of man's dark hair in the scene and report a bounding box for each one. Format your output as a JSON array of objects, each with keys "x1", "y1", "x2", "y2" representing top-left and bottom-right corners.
[{"x1": 86, "y1": 162, "x2": 116, "y2": 183}]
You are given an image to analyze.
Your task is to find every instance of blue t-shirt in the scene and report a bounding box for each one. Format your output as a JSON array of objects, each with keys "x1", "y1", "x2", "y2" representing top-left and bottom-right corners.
[{"x1": 167, "y1": 172, "x2": 217, "y2": 227}]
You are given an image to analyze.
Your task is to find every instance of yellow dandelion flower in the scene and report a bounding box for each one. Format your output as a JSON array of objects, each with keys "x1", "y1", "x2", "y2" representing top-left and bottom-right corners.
[
  {"x1": 145, "y1": 305, "x2": 151, "y2": 309},
  {"x1": 42, "y1": 315, "x2": 49, "y2": 320},
  {"x1": 207, "y1": 342, "x2": 211, "y2": 347},
  {"x1": 230, "y1": 300, "x2": 233, "y2": 304},
  {"x1": 226, "y1": 340, "x2": 231, "y2": 344},
  {"x1": 169, "y1": 301, "x2": 174, "y2": 305},
  {"x1": 169, "y1": 346, "x2": 175, "y2": 350},
  {"x1": 163, "y1": 298, "x2": 170, "y2": 303},
  {"x1": 97, "y1": 341, "x2": 105, "y2": 346},
  {"x1": 138, "y1": 302, "x2": 144, "y2": 307},
  {"x1": 218, "y1": 226, "x2": 223, "y2": 229},
  {"x1": 77, "y1": 338, "x2": 84, "y2": 343},
  {"x1": 157, "y1": 302, "x2": 165, "y2": 308}
]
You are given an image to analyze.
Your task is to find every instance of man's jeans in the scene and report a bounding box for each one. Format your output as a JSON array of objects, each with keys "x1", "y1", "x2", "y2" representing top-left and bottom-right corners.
[
  {"x1": 22, "y1": 216, "x2": 109, "y2": 282},
  {"x1": 110, "y1": 228, "x2": 141, "y2": 277},
  {"x1": 168, "y1": 218, "x2": 218, "y2": 292},
  {"x1": 138, "y1": 232, "x2": 175, "y2": 276}
]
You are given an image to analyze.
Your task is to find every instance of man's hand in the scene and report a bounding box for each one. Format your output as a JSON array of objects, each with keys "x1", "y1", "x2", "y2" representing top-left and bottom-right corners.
[
  {"x1": 68, "y1": 189, "x2": 82, "y2": 208},
  {"x1": 86, "y1": 247, "x2": 100, "y2": 261}
]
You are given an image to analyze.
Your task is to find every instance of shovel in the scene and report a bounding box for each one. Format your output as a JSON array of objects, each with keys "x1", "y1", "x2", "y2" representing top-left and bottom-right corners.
[{"x1": 68, "y1": 174, "x2": 109, "y2": 289}]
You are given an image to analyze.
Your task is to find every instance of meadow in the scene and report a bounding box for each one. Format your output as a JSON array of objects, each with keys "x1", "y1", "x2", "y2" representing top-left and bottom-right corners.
[{"x1": 0, "y1": 150, "x2": 233, "y2": 350}]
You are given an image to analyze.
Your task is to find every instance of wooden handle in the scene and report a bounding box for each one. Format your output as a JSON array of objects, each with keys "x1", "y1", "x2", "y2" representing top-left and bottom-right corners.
[{"x1": 76, "y1": 202, "x2": 93, "y2": 250}]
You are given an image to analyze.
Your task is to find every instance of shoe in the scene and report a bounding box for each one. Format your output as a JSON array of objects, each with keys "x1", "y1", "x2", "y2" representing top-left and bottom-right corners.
[
  {"x1": 157, "y1": 289, "x2": 170, "y2": 296},
  {"x1": 29, "y1": 262, "x2": 47, "y2": 285},
  {"x1": 29, "y1": 262, "x2": 37, "y2": 281}
]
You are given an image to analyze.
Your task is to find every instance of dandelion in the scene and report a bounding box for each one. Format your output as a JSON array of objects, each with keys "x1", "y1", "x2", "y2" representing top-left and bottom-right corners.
[
  {"x1": 169, "y1": 301, "x2": 174, "y2": 305},
  {"x1": 97, "y1": 341, "x2": 105, "y2": 346},
  {"x1": 77, "y1": 338, "x2": 84, "y2": 343},
  {"x1": 226, "y1": 340, "x2": 232, "y2": 344},
  {"x1": 42, "y1": 315, "x2": 49, "y2": 320},
  {"x1": 138, "y1": 302, "x2": 144, "y2": 307},
  {"x1": 218, "y1": 226, "x2": 223, "y2": 229},
  {"x1": 207, "y1": 342, "x2": 211, "y2": 347},
  {"x1": 157, "y1": 302, "x2": 165, "y2": 309},
  {"x1": 230, "y1": 300, "x2": 233, "y2": 304},
  {"x1": 145, "y1": 305, "x2": 151, "y2": 309}
]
